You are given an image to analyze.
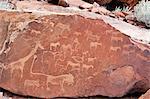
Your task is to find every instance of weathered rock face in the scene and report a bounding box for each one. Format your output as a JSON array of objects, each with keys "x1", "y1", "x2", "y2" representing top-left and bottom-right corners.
[
  {"x1": 119, "y1": 0, "x2": 138, "y2": 7},
  {"x1": 0, "y1": 10, "x2": 149, "y2": 98}
]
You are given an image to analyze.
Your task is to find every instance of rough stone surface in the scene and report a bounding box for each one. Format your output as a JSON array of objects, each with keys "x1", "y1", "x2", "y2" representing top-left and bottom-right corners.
[
  {"x1": 0, "y1": 10, "x2": 149, "y2": 98},
  {"x1": 119, "y1": 0, "x2": 138, "y2": 6},
  {"x1": 139, "y1": 89, "x2": 150, "y2": 99},
  {"x1": 58, "y1": 0, "x2": 94, "y2": 8}
]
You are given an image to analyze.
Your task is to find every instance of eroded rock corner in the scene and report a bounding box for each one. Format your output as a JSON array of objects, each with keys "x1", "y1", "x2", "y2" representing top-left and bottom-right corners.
[
  {"x1": 139, "y1": 89, "x2": 150, "y2": 99},
  {"x1": 0, "y1": 9, "x2": 149, "y2": 98}
]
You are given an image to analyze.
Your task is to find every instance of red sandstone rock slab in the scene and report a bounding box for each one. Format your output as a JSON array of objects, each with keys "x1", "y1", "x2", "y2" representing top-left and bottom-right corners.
[{"x1": 0, "y1": 11, "x2": 149, "y2": 98}]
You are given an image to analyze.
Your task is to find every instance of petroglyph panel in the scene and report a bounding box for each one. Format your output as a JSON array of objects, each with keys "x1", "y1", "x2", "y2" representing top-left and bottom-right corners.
[{"x1": 0, "y1": 11, "x2": 149, "y2": 98}]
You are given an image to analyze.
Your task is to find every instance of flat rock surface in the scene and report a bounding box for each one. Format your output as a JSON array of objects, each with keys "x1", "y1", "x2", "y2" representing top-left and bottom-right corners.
[{"x1": 0, "y1": 10, "x2": 149, "y2": 98}]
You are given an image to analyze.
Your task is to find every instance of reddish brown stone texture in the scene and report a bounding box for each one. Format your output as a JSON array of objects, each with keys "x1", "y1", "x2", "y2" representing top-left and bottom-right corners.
[
  {"x1": 0, "y1": 11, "x2": 149, "y2": 98},
  {"x1": 139, "y1": 89, "x2": 150, "y2": 99},
  {"x1": 119, "y1": 0, "x2": 138, "y2": 6}
]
